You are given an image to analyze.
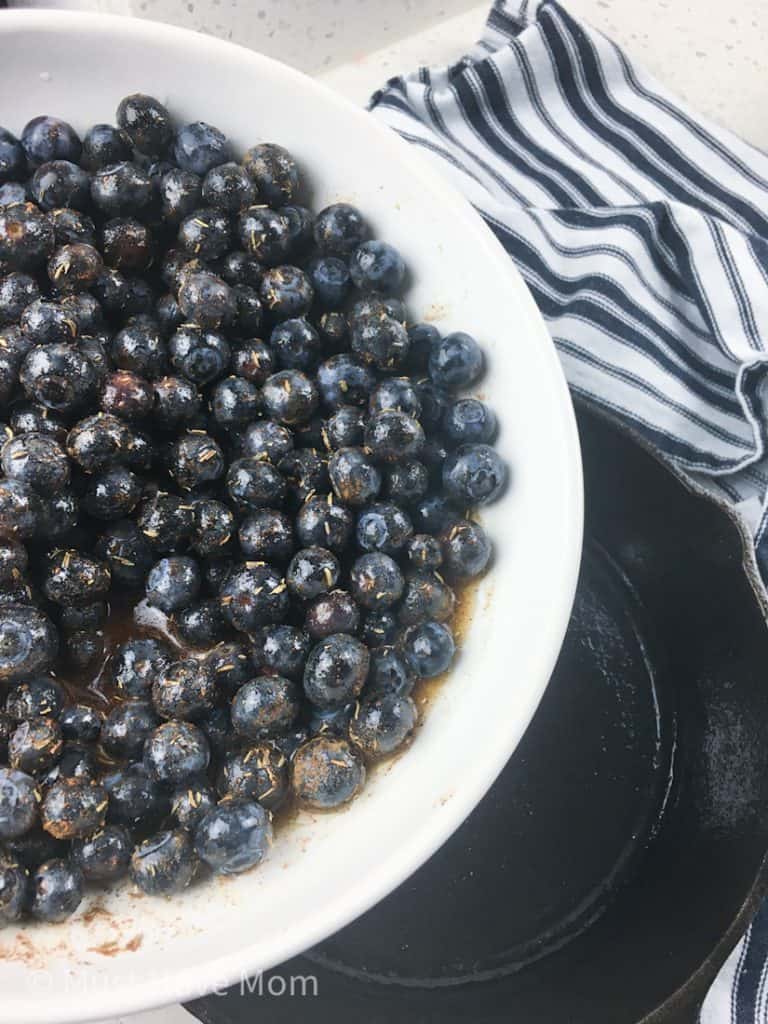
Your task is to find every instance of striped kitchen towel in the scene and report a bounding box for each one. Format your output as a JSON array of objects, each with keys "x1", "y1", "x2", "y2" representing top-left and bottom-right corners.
[
  {"x1": 369, "y1": 2, "x2": 768, "y2": 1021},
  {"x1": 369, "y1": 0, "x2": 768, "y2": 585}
]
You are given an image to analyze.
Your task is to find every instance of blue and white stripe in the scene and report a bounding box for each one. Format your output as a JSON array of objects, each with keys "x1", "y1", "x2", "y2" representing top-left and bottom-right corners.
[
  {"x1": 370, "y1": 0, "x2": 768, "y2": 575},
  {"x1": 370, "y1": 3, "x2": 768, "y2": 1018}
]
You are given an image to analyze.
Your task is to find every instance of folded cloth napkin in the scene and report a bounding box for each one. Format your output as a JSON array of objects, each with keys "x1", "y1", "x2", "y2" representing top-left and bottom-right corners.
[{"x1": 369, "y1": 2, "x2": 768, "y2": 1020}]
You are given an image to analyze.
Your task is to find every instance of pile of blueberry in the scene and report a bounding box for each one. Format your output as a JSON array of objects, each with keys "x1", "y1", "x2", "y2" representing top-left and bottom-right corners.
[{"x1": 0, "y1": 95, "x2": 506, "y2": 926}]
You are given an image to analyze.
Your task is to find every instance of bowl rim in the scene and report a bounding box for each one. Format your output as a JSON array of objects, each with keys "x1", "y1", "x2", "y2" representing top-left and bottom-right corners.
[{"x1": 0, "y1": 9, "x2": 583, "y2": 1020}]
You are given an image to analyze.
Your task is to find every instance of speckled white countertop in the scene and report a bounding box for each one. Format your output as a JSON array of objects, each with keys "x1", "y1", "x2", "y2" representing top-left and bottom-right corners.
[{"x1": 4, "y1": 0, "x2": 762, "y2": 1020}]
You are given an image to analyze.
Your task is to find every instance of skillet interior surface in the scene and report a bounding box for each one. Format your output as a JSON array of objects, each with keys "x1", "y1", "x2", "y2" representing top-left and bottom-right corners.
[{"x1": 188, "y1": 403, "x2": 768, "y2": 1024}]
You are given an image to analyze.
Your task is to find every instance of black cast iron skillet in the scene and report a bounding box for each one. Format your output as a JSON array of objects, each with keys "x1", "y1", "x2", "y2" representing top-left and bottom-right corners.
[{"x1": 188, "y1": 402, "x2": 768, "y2": 1024}]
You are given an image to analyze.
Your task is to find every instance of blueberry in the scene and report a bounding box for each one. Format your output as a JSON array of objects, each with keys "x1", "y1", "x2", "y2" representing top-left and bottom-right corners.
[
  {"x1": 5, "y1": 677, "x2": 64, "y2": 721},
  {"x1": 317, "y1": 354, "x2": 375, "y2": 409},
  {"x1": 260, "y1": 265, "x2": 313, "y2": 320},
  {"x1": 101, "y1": 217, "x2": 153, "y2": 272},
  {"x1": 229, "y1": 283, "x2": 264, "y2": 337},
  {"x1": 411, "y1": 493, "x2": 461, "y2": 534},
  {"x1": 281, "y1": 204, "x2": 314, "y2": 255},
  {"x1": 95, "y1": 519, "x2": 155, "y2": 588},
  {"x1": 216, "y1": 249, "x2": 263, "y2": 288},
  {"x1": 191, "y1": 498, "x2": 235, "y2": 557},
  {"x1": 349, "y1": 693, "x2": 417, "y2": 758},
  {"x1": 365, "y1": 410, "x2": 424, "y2": 463},
  {"x1": 131, "y1": 828, "x2": 197, "y2": 895},
  {"x1": 305, "y1": 589, "x2": 360, "y2": 640},
  {"x1": 31, "y1": 160, "x2": 90, "y2": 212},
  {"x1": 178, "y1": 208, "x2": 231, "y2": 262},
  {"x1": 9, "y1": 718, "x2": 63, "y2": 775},
  {"x1": 117, "y1": 93, "x2": 173, "y2": 156},
  {"x1": 42, "y1": 549, "x2": 110, "y2": 606},
  {"x1": 152, "y1": 375, "x2": 202, "y2": 429},
  {"x1": 384, "y1": 459, "x2": 429, "y2": 506},
  {"x1": 71, "y1": 824, "x2": 132, "y2": 882},
  {"x1": 170, "y1": 777, "x2": 216, "y2": 831},
  {"x1": 194, "y1": 798, "x2": 272, "y2": 875},
  {"x1": 261, "y1": 370, "x2": 318, "y2": 426},
  {"x1": 21, "y1": 343, "x2": 97, "y2": 412},
  {"x1": 278, "y1": 449, "x2": 328, "y2": 509},
  {"x1": 0, "y1": 271, "x2": 39, "y2": 325},
  {"x1": 211, "y1": 374, "x2": 261, "y2": 431},
  {"x1": 137, "y1": 491, "x2": 194, "y2": 552},
  {"x1": 10, "y1": 403, "x2": 67, "y2": 443},
  {"x1": 81, "y1": 123, "x2": 132, "y2": 171},
  {"x1": 251, "y1": 625, "x2": 311, "y2": 682},
  {"x1": 231, "y1": 340, "x2": 274, "y2": 386},
  {"x1": 351, "y1": 315, "x2": 410, "y2": 372},
  {"x1": 100, "y1": 369, "x2": 153, "y2": 421},
  {"x1": 242, "y1": 420, "x2": 293, "y2": 462},
  {"x1": 406, "y1": 322, "x2": 440, "y2": 371},
  {"x1": 325, "y1": 407, "x2": 365, "y2": 450},
  {"x1": 328, "y1": 448, "x2": 381, "y2": 507},
  {"x1": 360, "y1": 610, "x2": 399, "y2": 648},
  {"x1": 83, "y1": 465, "x2": 142, "y2": 520},
  {"x1": 21, "y1": 116, "x2": 81, "y2": 168},
  {"x1": 156, "y1": 292, "x2": 184, "y2": 335},
  {"x1": 157, "y1": 169, "x2": 202, "y2": 227},
  {"x1": 231, "y1": 676, "x2": 301, "y2": 739},
  {"x1": 174, "y1": 121, "x2": 230, "y2": 176},
  {"x1": 308, "y1": 702, "x2": 354, "y2": 740},
  {"x1": 202, "y1": 162, "x2": 255, "y2": 213},
  {"x1": 442, "y1": 443, "x2": 507, "y2": 505},
  {"x1": 144, "y1": 721, "x2": 210, "y2": 783},
  {"x1": 406, "y1": 533, "x2": 443, "y2": 570},
  {"x1": 103, "y1": 764, "x2": 168, "y2": 831},
  {"x1": 307, "y1": 255, "x2": 350, "y2": 308},
  {"x1": 349, "y1": 240, "x2": 405, "y2": 292},
  {"x1": 21, "y1": 297, "x2": 76, "y2": 345},
  {"x1": 49, "y1": 207, "x2": 97, "y2": 248},
  {"x1": 101, "y1": 701, "x2": 159, "y2": 761},
  {"x1": 349, "y1": 294, "x2": 407, "y2": 325},
  {"x1": 176, "y1": 599, "x2": 227, "y2": 648},
  {"x1": 402, "y1": 620, "x2": 456, "y2": 678},
  {"x1": 270, "y1": 317, "x2": 321, "y2": 371},
  {"x1": 428, "y1": 331, "x2": 484, "y2": 391},
  {"x1": 237, "y1": 207, "x2": 291, "y2": 266},
  {"x1": 399, "y1": 570, "x2": 455, "y2": 626},
  {"x1": 313, "y1": 203, "x2": 367, "y2": 256},
  {"x1": 220, "y1": 562, "x2": 289, "y2": 634},
  {"x1": 146, "y1": 556, "x2": 201, "y2": 613},
  {"x1": 350, "y1": 552, "x2": 404, "y2": 610},
  {"x1": 317, "y1": 310, "x2": 348, "y2": 352},
  {"x1": 443, "y1": 397, "x2": 497, "y2": 444},
  {"x1": 0, "y1": 768, "x2": 39, "y2": 839},
  {"x1": 0, "y1": 183, "x2": 28, "y2": 206},
  {"x1": 356, "y1": 501, "x2": 413, "y2": 554},
  {"x1": 366, "y1": 645, "x2": 415, "y2": 698},
  {"x1": 1, "y1": 433, "x2": 69, "y2": 497},
  {"x1": 290, "y1": 736, "x2": 365, "y2": 809},
  {"x1": 29, "y1": 858, "x2": 83, "y2": 922},
  {"x1": 152, "y1": 658, "x2": 216, "y2": 721},
  {"x1": 0, "y1": 127, "x2": 26, "y2": 183},
  {"x1": 111, "y1": 315, "x2": 166, "y2": 378},
  {"x1": 226, "y1": 456, "x2": 286, "y2": 510},
  {"x1": 0, "y1": 202, "x2": 55, "y2": 270},
  {"x1": 59, "y1": 705, "x2": 102, "y2": 745},
  {"x1": 37, "y1": 491, "x2": 79, "y2": 541},
  {"x1": 239, "y1": 509, "x2": 294, "y2": 563},
  {"x1": 91, "y1": 161, "x2": 153, "y2": 217},
  {"x1": 0, "y1": 605, "x2": 57, "y2": 681},
  {"x1": 368, "y1": 378, "x2": 422, "y2": 418},
  {"x1": 170, "y1": 432, "x2": 225, "y2": 490},
  {"x1": 286, "y1": 546, "x2": 339, "y2": 599},
  {"x1": 204, "y1": 641, "x2": 252, "y2": 696},
  {"x1": 241, "y1": 142, "x2": 298, "y2": 206},
  {"x1": 92, "y1": 268, "x2": 154, "y2": 319},
  {"x1": 441, "y1": 519, "x2": 492, "y2": 577},
  {"x1": 303, "y1": 634, "x2": 370, "y2": 709},
  {"x1": 40, "y1": 778, "x2": 108, "y2": 840},
  {"x1": 0, "y1": 852, "x2": 27, "y2": 923},
  {"x1": 218, "y1": 744, "x2": 288, "y2": 810}
]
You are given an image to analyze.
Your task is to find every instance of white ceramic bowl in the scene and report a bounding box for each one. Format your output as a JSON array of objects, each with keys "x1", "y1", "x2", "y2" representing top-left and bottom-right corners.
[{"x1": 0, "y1": 11, "x2": 582, "y2": 1022}]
